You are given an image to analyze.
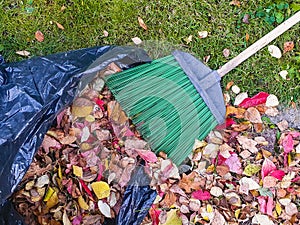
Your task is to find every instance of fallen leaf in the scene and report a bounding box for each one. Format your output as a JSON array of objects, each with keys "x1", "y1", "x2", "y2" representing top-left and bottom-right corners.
[
  {"x1": 138, "y1": 16, "x2": 147, "y2": 30},
  {"x1": 245, "y1": 33, "x2": 250, "y2": 42},
  {"x1": 261, "y1": 158, "x2": 276, "y2": 179},
  {"x1": 229, "y1": 0, "x2": 241, "y2": 7},
  {"x1": 285, "y1": 202, "x2": 298, "y2": 216},
  {"x1": 268, "y1": 45, "x2": 282, "y2": 59},
  {"x1": 135, "y1": 149, "x2": 158, "y2": 163},
  {"x1": 35, "y1": 174, "x2": 50, "y2": 188},
  {"x1": 283, "y1": 41, "x2": 294, "y2": 53},
  {"x1": 252, "y1": 214, "x2": 275, "y2": 225},
  {"x1": 91, "y1": 181, "x2": 110, "y2": 199},
  {"x1": 210, "y1": 186, "x2": 223, "y2": 197},
  {"x1": 55, "y1": 21, "x2": 65, "y2": 30},
  {"x1": 191, "y1": 189, "x2": 211, "y2": 200},
  {"x1": 231, "y1": 85, "x2": 240, "y2": 94},
  {"x1": 98, "y1": 200, "x2": 112, "y2": 218},
  {"x1": 237, "y1": 135, "x2": 258, "y2": 153},
  {"x1": 265, "y1": 94, "x2": 279, "y2": 107},
  {"x1": 35, "y1": 30, "x2": 44, "y2": 42},
  {"x1": 71, "y1": 98, "x2": 94, "y2": 117},
  {"x1": 239, "y1": 177, "x2": 260, "y2": 195},
  {"x1": 226, "y1": 106, "x2": 246, "y2": 118},
  {"x1": 103, "y1": 30, "x2": 109, "y2": 37},
  {"x1": 282, "y1": 133, "x2": 294, "y2": 154},
  {"x1": 279, "y1": 70, "x2": 288, "y2": 80},
  {"x1": 161, "y1": 209, "x2": 182, "y2": 225},
  {"x1": 242, "y1": 14, "x2": 250, "y2": 24},
  {"x1": 239, "y1": 92, "x2": 269, "y2": 108},
  {"x1": 185, "y1": 35, "x2": 193, "y2": 44},
  {"x1": 234, "y1": 92, "x2": 248, "y2": 106},
  {"x1": 198, "y1": 31, "x2": 208, "y2": 38},
  {"x1": 226, "y1": 81, "x2": 234, "y2": 90},
  {"x1": 62, "y1": 210, "x2": 72, "y2": 225},
  {"x1": 224, "y1": 153, "x2": 242, "y2": 174},
  {"x1": 243, "y1": 164, "x2": 261, "y2": 176},
  {"x1": 16, "y1": 50, "x2": 30, "y2": 57},
  {"x1": 245, "y1": 107, "x2": 262, "y2": 123},
  {"x1": 132, "y1": 37, "x2": 142, "y2": 45},
  {"x1": 223, "y1": 48, "x2": 230, "y2": 58},
  {"x1": 263, "y1": 175, "x2": 278, "y2": 188},
  {"x1": 211, "y1": 209, "x2": 226, "y2": 225},
  {"x1": 78, "y1": 195, "x2": 89, "y2": 210},
  {"x1": 73, "y1": 165, "x2": 83, "y2": 178}
]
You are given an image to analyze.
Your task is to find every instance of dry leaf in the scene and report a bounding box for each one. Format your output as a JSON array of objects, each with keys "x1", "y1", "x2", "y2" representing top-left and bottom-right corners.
[
  {"x1": 234, "y1": 92, "x2": 248, "y2": 106},
  {"x1": 244, "y1": 107, "x2": 262, "y2": 123},
  {"x1": 73, "y1": 165, "x2": 83, "y2": 178},
  {"x1": 268, "y1": 45, "x2": 282, "y2": 59},
  {"x1": 242, "y1": 14, "x2": 250, "y2": 24},
  {"x1": 62, "y1": 210, "x2": 72, "y2": 225},
  {"x1": 132, "y1": 37, "x2": 142, "y2": 45},
  {"x1": 226, "y1": 106, "x2": 245, "y2": 118},
  {"x1": 138, "y1": 16, "x2": 147, "y2": 30},
  {"x1": 245, "y1": 33, "x2": 250, "y2": 42},
  {"x1": 78, "y1": 195, "x2": 89, "y2": 210},
  {"x1": 91, "y1": 181, "x2": 110, "y2": 199},
  {"x1": 35, "y1": 30, "x2": 44, "y2": 42},
  {"x1": 230, "y1": 0, "x2": 241, "y2": 7},
  {"x1": 223, "y1": 48, "x2": 230, "y2": 58},
  {"x1": 16, "y1": 50, "x2": 30, "y2": 57},
  {"x1": 237, "y1": 135, "x2": 258, "y2": 153},
  {"x1": 283, "y1": 41, "x2": 294, "y2": 53},
  {"x1": 55, "y1": 22, "x2": 65, "y2": 30},
  {"x1": 103, "y1": 30, "x2": 109, "y2": 37},
  {"x1": 185, "y1": 35, "x2": 193, "y2": 44},
  {"x1": 98, "y1": 200, "x2": 112, "y2": 218},
  {"x1": 231, "y1": 85, "x2": 240, "y2": 94},
  {"x1": 265, "y1": 94, "x2": 279, "y2": 107},
  {"x1": 198, "y1": 31, "x2": 208, "y2": 38},
  {"x1": 210, "y1": 186, "x2": 223, "y2": 197},
  {"x1": 279, "y1": 70, "x2": 288, "y2": 80},
  {"x1": 226, "y1": 81, "x2": 234, "y2": 90},
  {"x1": 71, "y1": 98, "x2": 94, "y2": 117}
]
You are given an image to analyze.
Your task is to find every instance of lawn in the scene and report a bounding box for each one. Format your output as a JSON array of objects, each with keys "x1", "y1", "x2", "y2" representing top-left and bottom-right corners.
[{"x1": 0, "y1": 0, "x2": 299, "y2": 103}]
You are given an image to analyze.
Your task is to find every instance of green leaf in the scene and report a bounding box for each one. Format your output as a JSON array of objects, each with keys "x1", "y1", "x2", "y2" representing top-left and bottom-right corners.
[
  {"x1": 0, "y1": 45, "x2": 4, "y2": 52},
  {"x1": 275, "y1": 12, "x2": 284, "y2": 23},
  {"x1": 258, "y1": 187, "x2": 273, "y2": 197},
  {"x1": 243, "y1": 164, "x2": 261, "y2": 176},
  {"x1": 266, "y1": 15, "x2": 276, "y2": 24},
  {"x1": 277, "y1": 2, "x2": 288, "y2": 10}
]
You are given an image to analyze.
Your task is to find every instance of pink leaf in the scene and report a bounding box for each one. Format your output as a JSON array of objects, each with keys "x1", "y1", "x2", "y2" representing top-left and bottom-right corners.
[
  {"x1": 282, "y1": 134, "x2": 294, "y2": 154},
  {"x1": 135, "y1": 149, "x2": 158, "y2": 163},
  {"x1": 266, "y1": 196, "x2": 274, "y2": 217},
  {"x1": 191, "y1": 190, "x2": 211, "y2": 200},
  {"x1": 41, "y1": 135, "x2": 62, "y2": 153},
  {"x1": 257, "y1": 196, "x2": 267, "y2": 214},
  {"x1": 269, "y1": 170, "x2": 285, "y2": 181},
  {"x1": 224, "y1": 153, "x2": 242, "y2": 174},
  {"x1": 261, "y1": 158, "x2": 276, "y2": 179},
  {"x1": 149, "y1": 205, "x2": 161, "y2": 225},
  {"x1": 238, "y1": 92, "x2": 269, "y2": 108},
  {"x1": 290, "y1": 131, "x2": 300, "y2": 138},
  {"x1": 72, "y1": 215, "x2": 82, "y2": 225}
]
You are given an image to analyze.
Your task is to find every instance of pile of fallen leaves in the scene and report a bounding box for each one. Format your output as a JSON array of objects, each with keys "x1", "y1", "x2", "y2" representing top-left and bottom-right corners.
[{"x1": 12, "y1": 63, "x2": 300, "y2": 225}]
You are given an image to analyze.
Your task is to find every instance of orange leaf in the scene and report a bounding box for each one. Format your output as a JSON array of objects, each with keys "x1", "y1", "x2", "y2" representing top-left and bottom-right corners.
[
  {"x1": 226, "y1": 81, "x2": 234, "y2": 90},
  {"x1": 138, "y1": 16, "x2": 147, "y2": 30},
  {"x1": 55, "y1": 21, "x2": 65, "y2": 30},
  {"x1": 245, "y1": 33, "x2": 250, "y2": 42},
  {"x1": 35, "y1": 30, "x2": 44, "y2": 42},
  {"x1": 230, "y1": 0, "x2": 241, "y2": 7},
  {"x1": 283, "y1": 41, "x2": 294, "y2": 53}
]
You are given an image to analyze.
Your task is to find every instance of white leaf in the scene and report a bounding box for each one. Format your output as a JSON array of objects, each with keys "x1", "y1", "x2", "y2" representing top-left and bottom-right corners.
[
  {"x1": 108, "y1": 192, "x2": 117, "y2": 207},
  {"x1": 296, "y1": 143, "x2": 300, "y2": 153},
  {"x1": 266, "y1": 94, "x2": 279, "y2": 107},
  {"x1": 62, "y1": 210, "x2": 72, "y2": 225},
  {"x1": 234, "y1": 92, "x2": 248, "y2": 106},
  {"x1": 35, "y1": 174, "x2": 50, "y2": 188},
  {"x1": 239, "y1": 177, "x2": 260, "y2": 195},
  {"x1": 81, "y1": 126, "x2": 90, "y2": 142},
  {"x1": 279, "y1": 70, "x2": 288, "y2": 80},
  {"x1": 16, "y1": 50, "x2": 30, "y2": 57},
  {"x1": 210, "y1": 186, "x2": 223, "y2": 197},
  {"x1": 198, "y1": 31, "x2": 208, "y2": 38},
  {"x1": 98, "y1": 200, "x2": 112, "y2": 218},
  {"x1": 103, "y1": 30, "x2": 109, "y2": 37},
  {"x1": 132, "y1": 37, "x2": 142, "y2": 45},
  {"x1": 231, "y1": 85, "x2": 240, "y2": 94},
  {"x1": 252, "y1": 214, "x2": 275, "y2": 225},
  {"x1": 268, "y1": 45, "x2": 282, "y2": 59}
]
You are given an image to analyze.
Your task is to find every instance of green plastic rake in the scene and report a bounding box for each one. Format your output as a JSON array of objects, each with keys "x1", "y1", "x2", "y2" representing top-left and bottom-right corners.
[{"x1": 106, "y1": 12, "x2": 300, "y2": 165}]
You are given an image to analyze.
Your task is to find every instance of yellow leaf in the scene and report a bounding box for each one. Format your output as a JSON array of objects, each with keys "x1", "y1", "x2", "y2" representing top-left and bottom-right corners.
[
  {"x1": 288, "y1": 153, "x2": 292, "y2": 166},
  {"x1": 207, "y1": 204, "x2": 213, "y2": 213},
  {"x1": 58, "y1": 165, "x2": 62, "y2": 179},
  {"x1": 235, "y1": 209, "x2": 241, "y2": 219},
  {"x1": 276, "y1": 201, "x2": 282, "y2": 216},
  {"x1": 73, "y1": 165, "x2": 83, "y2": 178},
  {"x1": 44, "y1": 187, "x2": 54, "y2": 202},
  {"x1": 85, "y1": 115, "x2": 95, "y2": 122},
  {"x1": 160, "y1": 209, "x2": 182, "y2": 225},
  {"x1": 206, "y1": 165, "x2": 215, "y2": 173},
  {"x1": 46, "y1": 191, "x2": 59, "y2": 209},
  {"x1": 243, "y1": 164, "x2": 261, "y2": 176},
  {"x1": 78, "y1": 195, "x2": 89, "y2": 210},
  {"x1": 91, "y1": 181, "x2": 110, "y2": 199}
]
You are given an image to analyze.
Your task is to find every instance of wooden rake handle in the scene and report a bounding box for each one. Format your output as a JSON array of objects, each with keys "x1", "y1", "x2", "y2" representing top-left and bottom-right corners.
[{"x1": 217, "y1": 11, "x2": 300, "y2": 77}]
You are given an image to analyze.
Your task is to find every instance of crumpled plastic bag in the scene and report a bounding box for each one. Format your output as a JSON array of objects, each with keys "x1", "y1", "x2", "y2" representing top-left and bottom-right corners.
[{"x1": 0, "y1": 46, "x2": 155, "y2": 225}]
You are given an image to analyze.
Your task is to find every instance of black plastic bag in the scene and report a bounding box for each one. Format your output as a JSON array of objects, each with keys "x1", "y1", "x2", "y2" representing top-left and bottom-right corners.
[{"x1": 0, "y1": 46, "x2": 155, "y2": 224}]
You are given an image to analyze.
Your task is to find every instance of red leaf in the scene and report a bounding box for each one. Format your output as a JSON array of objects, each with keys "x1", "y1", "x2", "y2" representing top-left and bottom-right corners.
[
  {"x1": 282, "y1": 134, "x2": 294, "y2": 154},
  {"x1": 79, "y1": 179, "x2": 94, "y2": 199},
  {"x1": 191, "y1": 190, "x2": 211, "y2": 200},
  {"x1": 35, "y1": 30, "x2": 44, "y2": 42},
  {"x1": 269, "y1": 170, "x2": 285, "y2": 181},
  {"x1": 261, "y1": 158, "x2": 276, "y2": 179},
  {"x1": 238, "y1": 92, "x2": 269, "y2": 108},
  {"x1": 149, "y1": 205, "x2": 161, "y2": 225}
]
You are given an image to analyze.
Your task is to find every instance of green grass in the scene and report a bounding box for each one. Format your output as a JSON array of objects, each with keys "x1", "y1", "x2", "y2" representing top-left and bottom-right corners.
[{"x1": 0, "y1": 0, "x2": 299, "y2": 103}]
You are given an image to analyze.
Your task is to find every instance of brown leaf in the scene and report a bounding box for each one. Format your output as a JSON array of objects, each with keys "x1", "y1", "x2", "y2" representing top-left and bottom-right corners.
[
  {"x1": 178, "y1": 172, "x2": 203, "y2": 193},
  {"x1": 244, "y1": 107, "x2": 262, "y2": 123},
  {"x1": 245, "y1": 33, "x2": 250, "y2": 42},
  {"x1": 226, "y1": 106, "x2": 245, "y2": 118},
  {"x1": 226, "y1": 81, "x2": 234, "y2": 91},
  {"x1": 242, "y1": 14, "x2": 250, "y2": 24},
  {"x1": 162, "y1": 191, "x2": 177, "y2": 207},
  {"x1": 138, "y1": 16, "x2": 147, "y2": 30},
  {"x1": 35, "y1": 30, "x2": 44, "y2": 42},
  {"x1": 283, "y1": 41, "x2": 294, "y2": 53},
  {"x1": 107, "y1": 101, "x2": 128, "y2": 124},
  {"x1": 55, "y1": 21, "x2": 65, "y2": 30},
  {"x1": 229, "y1": 0, "x2": 241, "y2": 6}
]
